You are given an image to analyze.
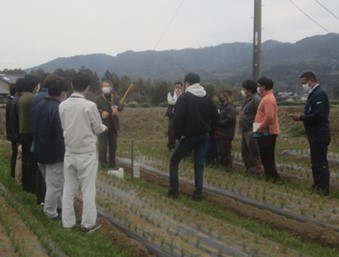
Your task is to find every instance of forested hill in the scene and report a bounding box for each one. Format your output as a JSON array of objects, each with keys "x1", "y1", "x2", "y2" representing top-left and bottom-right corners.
[{"x1": 28, "y1": 33, "x2": 339, "y2": 88}]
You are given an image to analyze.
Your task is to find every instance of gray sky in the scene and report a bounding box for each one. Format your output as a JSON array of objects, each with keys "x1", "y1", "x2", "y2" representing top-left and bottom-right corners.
[{"x1": 1, "y1": 0, "x2": 338, "y2": 70}]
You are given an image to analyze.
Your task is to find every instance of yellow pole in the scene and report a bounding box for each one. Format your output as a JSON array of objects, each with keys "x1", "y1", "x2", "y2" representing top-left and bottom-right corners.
[{"x1": 120, "y1": 82, "x2": 135, "y2": 105}]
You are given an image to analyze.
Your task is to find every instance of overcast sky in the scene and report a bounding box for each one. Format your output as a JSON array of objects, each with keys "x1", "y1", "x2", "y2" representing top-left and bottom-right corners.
[{"x1": 0, "y1": 0, "x2": 338, "y2": 70}]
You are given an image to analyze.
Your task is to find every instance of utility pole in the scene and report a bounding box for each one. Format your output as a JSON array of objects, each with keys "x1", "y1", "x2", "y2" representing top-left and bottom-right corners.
[{"x1": 252, "y1": 0, "x2": 261, "y2": 82}]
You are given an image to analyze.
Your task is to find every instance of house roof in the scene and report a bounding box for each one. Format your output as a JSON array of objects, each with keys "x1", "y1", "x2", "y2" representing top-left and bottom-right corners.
[
  {"x1": 0, "y1": 73, "x2": 24, "y2": 85},
  {"x1": 0, "y1": 86, "x2": 8, "y2": 94},
  {"x1": 0, "y1": 73, "x2": 24, "y2": 95}
]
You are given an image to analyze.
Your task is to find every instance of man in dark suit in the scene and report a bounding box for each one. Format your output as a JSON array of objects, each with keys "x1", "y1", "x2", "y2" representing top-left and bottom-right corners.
[
  {"x1": 290, "y1": 71, "x2": 331, "y2": 196},
  {"x1": 95, "y1": 80, "x2": 124, "y2": 169}
]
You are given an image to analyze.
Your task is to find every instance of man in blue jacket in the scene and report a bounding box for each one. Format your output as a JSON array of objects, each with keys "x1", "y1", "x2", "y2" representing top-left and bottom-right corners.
[
  {"x1": 167, "y1": 72, "x2": 219, "y2": 201},
  {"x1": 31, "y1": 76, "x2": 69, "y2": 219},
  {"x1": 31, "y1": 74, "x2": 59, "y2": 206},
  {"x1": 290, "y1": 71, "x2": 330, "y2": 196}
]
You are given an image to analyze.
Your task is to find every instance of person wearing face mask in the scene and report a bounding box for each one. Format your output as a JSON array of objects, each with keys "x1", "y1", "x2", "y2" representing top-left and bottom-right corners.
[
  {"x1": 254, "y1": 77, "x2": 280, "y2": 183},
  {"x1": 166, "y1": 82, "x2": 183, "y2": 151},
  {"x1": 95, "y1": 80, "x2": 124, "y2": 169},
  {"x1": 31, "y1": 77, "x2": 69, "y2": 219},
  {"x1": 290, "y1": 71, "x2": 330, "y2": 196},
  {"x1": 214, "y1": 90, "x2": 237, "y2": 170},
  {"x1": 239, "y1": 80, "x2": 261, "y2": 175}
]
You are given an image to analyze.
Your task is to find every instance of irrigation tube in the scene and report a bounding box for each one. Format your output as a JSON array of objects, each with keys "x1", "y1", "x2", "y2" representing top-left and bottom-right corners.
[
  {"x1": 117, "y1": 158, "x2": 339, "y2": 234},
  {"x1": 97, "y1": 208, "x2": 176, "y2": 257}
]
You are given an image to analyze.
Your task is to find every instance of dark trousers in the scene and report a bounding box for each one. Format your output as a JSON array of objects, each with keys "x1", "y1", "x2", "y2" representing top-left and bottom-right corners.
[
  {"x1": 169, "y1": 133, "x2": 208, "y2": 196},
  {"x1": 36, "y1": 168, "x2": 46, "y2": 205},
  {"x1": 98, "y1": 128, "x2": 117, "y2": 168},
  {"x1": 241, "y1": 131, "x2": 260, "y2": 174},
  {"x1": 21, "y1": 134, "x2": 37, "y2": 193},
  {"x1": 217, "y1": 139, "x2": 233, "y2": 170},
  {"x1": 167, "y1": 117, "x2": 176, "y2": 150},
  {"x1": 206, "y1": 134, "x2": 218, "y2": 163},
  {"x1": 256, "y1": 135, "x2": 280, "y2": 181},
  {"x1": 10, "y1": 140, "x2": 18, "y2": 178},
  {"x1": 308, "y1": 133, "x2": 330, "y2": 195}
]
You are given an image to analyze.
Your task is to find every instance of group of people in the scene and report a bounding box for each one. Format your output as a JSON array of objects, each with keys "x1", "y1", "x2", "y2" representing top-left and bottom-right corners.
[
  {"x1": 6, "y1": 72, "x2": 123, "y2": 233},
  {"x1": 166, "y1": 71, "x2": 331, "y2": 201},
  {"x1": 5, "y1": 70, "x2": 330, "y2": 235}
]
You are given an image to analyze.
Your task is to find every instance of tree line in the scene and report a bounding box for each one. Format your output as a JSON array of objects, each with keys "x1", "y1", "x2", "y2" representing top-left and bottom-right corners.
[{"x1": 1, "y1": 67, "x2": 238, "y2": 107}]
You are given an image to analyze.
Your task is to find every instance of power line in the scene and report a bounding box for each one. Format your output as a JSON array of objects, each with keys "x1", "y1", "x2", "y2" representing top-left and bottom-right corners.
[
  {"x1": 314, "y1": 0, "x2": 339, "y2": 21},
  {"x1": 288, "y1": 0, "x2": 331, "y2": 33},
  {"x1": 153, "y1": 0, "x2": 185, "y2": 50}
]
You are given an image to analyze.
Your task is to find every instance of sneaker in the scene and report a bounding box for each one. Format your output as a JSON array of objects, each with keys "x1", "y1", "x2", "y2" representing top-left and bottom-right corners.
[
  {"x1": 166, "y1": 189, "x2": 179, "y2": 199},
  {"x1": 83, "y1": 218, "x2": 103, "y2": 234}
]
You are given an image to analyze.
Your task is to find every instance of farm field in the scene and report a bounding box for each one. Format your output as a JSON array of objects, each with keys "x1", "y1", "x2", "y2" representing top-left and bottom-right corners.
[{"x1": 0, "y1": 105, "x2": 339, "y2": 256}]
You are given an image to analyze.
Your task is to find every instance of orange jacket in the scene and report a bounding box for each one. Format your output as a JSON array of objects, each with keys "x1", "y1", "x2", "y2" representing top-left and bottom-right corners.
[{"x1": 254, "y1": 90, "x2": 280, "y2": 135}]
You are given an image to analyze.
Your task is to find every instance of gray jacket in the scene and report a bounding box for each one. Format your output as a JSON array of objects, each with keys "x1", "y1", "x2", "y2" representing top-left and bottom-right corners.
[{"x1": 239, "y1": 93, "x2": 261, "y2": 132}]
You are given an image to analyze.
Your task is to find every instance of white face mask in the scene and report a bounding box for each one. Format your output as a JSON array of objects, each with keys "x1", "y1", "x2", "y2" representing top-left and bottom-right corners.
[
  {"x1": 241, "y1": 89, "x2": 246, "y2": 97},
  {"x1": 257, "y1": 87, "x2": 261, "y2": 93},
  {"x1": 102, "y1": 87, "x2": 111, "y2": 94},
  {"x1": 302, "y1": 82, "x2": 310, "y2": 91}
]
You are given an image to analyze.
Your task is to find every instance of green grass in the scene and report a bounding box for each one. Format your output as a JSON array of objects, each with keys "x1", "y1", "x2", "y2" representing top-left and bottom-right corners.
[{"x1": 0, "y1": 143, "x2": 130, "y2": 257}]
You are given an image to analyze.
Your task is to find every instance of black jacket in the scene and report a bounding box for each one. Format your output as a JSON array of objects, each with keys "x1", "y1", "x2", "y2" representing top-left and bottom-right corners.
[
  {"x1": 6, "y1": 93, "x2": 20, "y2": 142},
  {"x1": 174, "y1": 89, "x2": 219, "y2": 139}
]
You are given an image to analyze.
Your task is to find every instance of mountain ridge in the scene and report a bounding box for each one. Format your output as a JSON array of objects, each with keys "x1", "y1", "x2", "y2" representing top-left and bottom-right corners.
[{"x1": 28, "y1": 33, "x2": 339, "y2": 86}]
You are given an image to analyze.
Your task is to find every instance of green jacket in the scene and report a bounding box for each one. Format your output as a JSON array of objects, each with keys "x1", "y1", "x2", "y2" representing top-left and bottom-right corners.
[{"x1": 18, "y1": 92, "x2": 35, "y2": 134}]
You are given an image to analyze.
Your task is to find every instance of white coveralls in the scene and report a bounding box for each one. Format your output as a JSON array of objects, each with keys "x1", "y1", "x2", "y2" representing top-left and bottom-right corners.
[{"x1": 59, "y1": 93, "x2": 106, "y2": 229}]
